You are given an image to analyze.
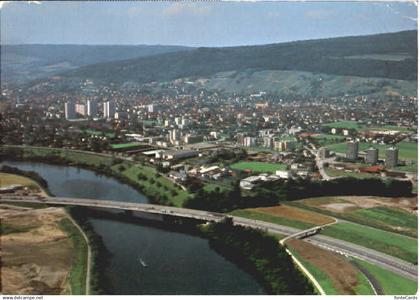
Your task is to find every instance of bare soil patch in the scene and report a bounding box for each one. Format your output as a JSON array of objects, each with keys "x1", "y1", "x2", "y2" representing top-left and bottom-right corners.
[
  {"x1": 301, "y1": 196, "x2": 417, "y2": 214},
  {"x1": 254, "y1": 205, "x2": 335, "y2": 225},
  {"x1": 1, "y1": 205, "x2": 74, "y2": 294}
]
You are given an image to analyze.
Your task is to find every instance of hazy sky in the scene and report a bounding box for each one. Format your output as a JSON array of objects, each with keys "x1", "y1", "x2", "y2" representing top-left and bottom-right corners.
[{"x1": 0, "y1": 1, "x2": 417, "y2": 46}]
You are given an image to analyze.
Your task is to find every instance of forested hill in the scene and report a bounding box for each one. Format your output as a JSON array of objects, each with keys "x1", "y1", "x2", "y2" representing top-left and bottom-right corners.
[
  {"x1": 61, "y1": 30, "x2": 417, "y2": 85},
  {"x1": 1, "y1": 44, "x2": 193, "y2": 85}
]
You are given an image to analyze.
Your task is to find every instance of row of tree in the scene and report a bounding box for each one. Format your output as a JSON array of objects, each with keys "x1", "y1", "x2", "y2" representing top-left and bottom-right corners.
[
  {"x1": 184, "y1": 177, "x2": 413, "y2": 212},
  {"x1": 204, "y1": 219, "x2": 315, "y2": 295}
]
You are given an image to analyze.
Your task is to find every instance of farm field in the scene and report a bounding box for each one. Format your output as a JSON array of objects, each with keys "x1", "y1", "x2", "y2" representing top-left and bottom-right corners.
[
  {"x1": 321, "y1": 222, "x2": 417, "y2": 263},
  {"x1": 292, "y1": 196, "x2": 417, "y2": 236},
  {"x1": 230, "y1": 205, "x2": 335, "y2": 230},
  {"x1": 354, "y1": 259, "x2": 417, "y2": 295},
  {"x1": 230, "y1": 161, "x2": 287, "y2": 173},
  {"x1": 286, "y1": 239, "x2": 374, "y2": 295}
]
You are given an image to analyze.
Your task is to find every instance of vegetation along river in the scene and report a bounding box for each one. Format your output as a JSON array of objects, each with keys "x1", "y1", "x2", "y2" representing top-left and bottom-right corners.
[{"x1": 2, "y1": 160, "x2": 265, "y2": 295}]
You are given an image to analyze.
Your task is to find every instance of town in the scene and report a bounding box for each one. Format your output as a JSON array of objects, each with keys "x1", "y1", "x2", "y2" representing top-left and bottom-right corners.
[{"x1": 1, "y1": 81, "x2": 417, "y2": 194}]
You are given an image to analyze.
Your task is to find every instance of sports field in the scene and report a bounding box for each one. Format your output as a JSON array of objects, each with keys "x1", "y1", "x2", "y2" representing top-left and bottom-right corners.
[
  {"x1": 110, "y1": 142, "x2": 145, "y2": 150},
  {"x1": 230, "y1": 161, "x2": 287, "y2": 173}
]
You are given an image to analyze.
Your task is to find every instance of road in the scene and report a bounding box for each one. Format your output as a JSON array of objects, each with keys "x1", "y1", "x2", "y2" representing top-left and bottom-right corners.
[
  {"x1": 0, "y1": 195, "x2": 417, "y2": 281},
  {"x1": 304, "y1": 145, "x2": 338, "y2": 181}
]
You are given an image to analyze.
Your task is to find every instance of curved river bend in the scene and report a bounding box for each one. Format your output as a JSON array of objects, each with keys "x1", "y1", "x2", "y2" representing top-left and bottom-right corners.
[{"x1": 2, "y1": 161, "x2": 265, "y2": 295}]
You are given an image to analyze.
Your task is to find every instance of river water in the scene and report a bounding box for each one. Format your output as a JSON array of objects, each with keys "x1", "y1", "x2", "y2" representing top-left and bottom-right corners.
[{"x1": 2, "y1": 161, "x2": 265, "y2": 295}]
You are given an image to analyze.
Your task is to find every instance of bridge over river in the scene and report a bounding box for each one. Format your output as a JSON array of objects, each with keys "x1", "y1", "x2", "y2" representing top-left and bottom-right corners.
[{"x1": 0, "y1": 195, "x2": 417, "y2": 281}]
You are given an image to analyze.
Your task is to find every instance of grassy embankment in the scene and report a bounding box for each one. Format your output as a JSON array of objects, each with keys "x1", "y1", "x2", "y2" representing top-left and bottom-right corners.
[
  {"x1": 286, "y1": 242, "x2": 375, "y2": 295},
  {"x1": 4, "y1": 145, "x2": 191, "y2": 207},
  {"x1": 0, "y1": 172, "x2": 42, "y2": 189},
  {"x1": 230, "y1": 161, "x2": 288, "y2": 173},
  {"x1": 58, "y1": 218, "x2": 88, "y2": 295},
  {"x1": 353, "y1": 259, "x2": 417, "y2": 295}
]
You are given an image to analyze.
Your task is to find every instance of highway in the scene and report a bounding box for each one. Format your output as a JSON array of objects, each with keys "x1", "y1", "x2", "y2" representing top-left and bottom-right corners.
[{"x1": 0, "y1": 195, "x2": 417, "y2": 280}]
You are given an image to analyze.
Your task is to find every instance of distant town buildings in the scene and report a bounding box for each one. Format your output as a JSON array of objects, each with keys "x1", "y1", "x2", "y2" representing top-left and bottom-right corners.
[
  {"x1": 169, "y1": 129, "x2": 180, "y2": 144},
  {"x1": 75, "y1": 103, "x2": 86, "y2": 116},
  {"x1": 385, "y1": 146, "x2": 399, "y2": 168},
  {"x1": 64, "y1": 102, "x2": 76, "y2": 119},
  {"x1": 346, "y1": 141, "x2": 359, "y2": 160},
  {"x1": 243, "y1": 137, "x2": 257, "y2": 147},
  {"x1": 103, "y1": 101, "x2": 115, "y2": 119},
  {"x1": 87, "y1": 99, "x2": 98, "y2": 117}
]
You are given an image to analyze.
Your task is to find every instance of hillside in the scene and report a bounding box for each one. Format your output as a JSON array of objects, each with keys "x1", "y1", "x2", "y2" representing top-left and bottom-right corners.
[
  {"x1": 187, "y1": 70, "x2": 417, "y2": 98},
  {"x1": 60, "y1": 30, "x2": 417, "y2": 87},
  {"x1": 1, "y1": 44, "x2": 192, "y2": 85}
]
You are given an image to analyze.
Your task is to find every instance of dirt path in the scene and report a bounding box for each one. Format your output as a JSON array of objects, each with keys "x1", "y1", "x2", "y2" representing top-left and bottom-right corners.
[{"x1": 67, "y1": 215, "x2": 91, "y2": 295}]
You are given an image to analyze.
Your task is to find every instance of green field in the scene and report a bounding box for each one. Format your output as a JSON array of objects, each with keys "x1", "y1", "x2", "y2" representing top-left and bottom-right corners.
[
  {"x1": 230, "y1": 209, "x2": 314, "y2": 230},
  {"x1": 110, "y1": 142, "x2": 145, "y2": 150},
  {"x1": 59, "y1": 218, "x2": 88, "y2": 295},
  {"x1": 322, "y1": 121, "x2": 361, "y2": 129},
  {"x1": 312, "y1": 134, "x2": 346, "y2": 146},
  {"x1": 326, "y1": 142, "x2": 417, "y2": 162},
  {"x1": 322, "y1": 222, "x2": 418, "y2": 263},
  {"x1": 230, "y1": 161, "x2": 287, "y2": 173},
  {"x1": 289, "y1": 197, "x2": 417, "y2": 237},
  {"x1": 347, "y1": 207, "x2": 417, "y2": 237},
  {"x1": 113, "y1": 163, "x2": 190, "y2": 207},
  {"x1": 354, "y1": 259, "x2": 417, "y2": 295},
  {"x1": 360, "y1": 125, "x2": 413, "y2": 133}
]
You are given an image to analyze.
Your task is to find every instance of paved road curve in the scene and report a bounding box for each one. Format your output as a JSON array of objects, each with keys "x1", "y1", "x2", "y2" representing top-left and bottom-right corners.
[{"x1": 0, "y1": 195, "x2": 417, "y2": 281}]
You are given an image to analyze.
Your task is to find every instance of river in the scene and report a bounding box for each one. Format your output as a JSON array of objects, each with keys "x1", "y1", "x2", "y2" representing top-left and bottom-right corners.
[{"x1": 2, "y1": 160, "x2": 265, "y2": 295}]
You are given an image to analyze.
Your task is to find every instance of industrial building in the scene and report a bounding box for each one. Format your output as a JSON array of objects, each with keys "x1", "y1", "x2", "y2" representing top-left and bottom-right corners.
[
  {"x1": 385, "y1": 146, "x2": 399, "y2": 168},
  {"x1": 346, "y1": 141, "x2": 359, "y2": 160},
  {"x1": 365, "y1": 147, "x2": 379, "y2": 164},
  {"x1": 319, "y1": 148, "x2": 330, "y2": 159}
]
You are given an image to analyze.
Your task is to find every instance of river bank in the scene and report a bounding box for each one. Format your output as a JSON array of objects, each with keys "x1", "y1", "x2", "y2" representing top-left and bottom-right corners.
[
  {"x1": 0, "y1": 145, "x2": 191, "y2": 207},
  {"x1": 1, "y1": 159, "x2": 266, "y2": 295}
]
